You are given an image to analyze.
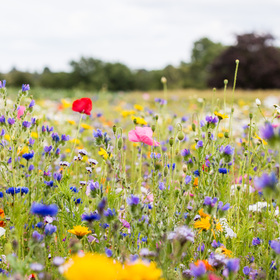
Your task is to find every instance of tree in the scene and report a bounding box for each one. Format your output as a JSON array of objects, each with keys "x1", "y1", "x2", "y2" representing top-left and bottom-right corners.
[
  {"x1": 207, "y1": 33, "x2": 280, "y2": 89},
  {"x1": 188, "y1": 38, "x2": 225, "y2": 88}
]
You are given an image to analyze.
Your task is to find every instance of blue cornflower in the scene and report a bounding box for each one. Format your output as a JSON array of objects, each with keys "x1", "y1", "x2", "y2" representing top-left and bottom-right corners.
[
  {"x1": 44, "y1": 224, "x2": 57, "y2": 235},
  {"x1": 22, "y1": 84, "x2": 30, "y2": 92},
  {"x1": 70, "y1": 187, "x2": 78, "y2": 193},
  {"x1": 22, "y1": 153, "x2": 34, "y2": 161},
  {"x1": 0, "y1": 192, "x2": 3, "y2": 198},
  {"x1": 218, "y1": 168, "x2": 228, "y2": 174},
  {"x1": 36, "y1": 222, "x2": 44, "y2": 228},
  {"x1": 82, "y1": 212, "x2": 101, "y2": 222},
  {"x1": 31, "y1": 203, "x2": 58, "y2": 217},
  {"x1": 6, "y1": 187, "x2": 20, "y2": 195},
  {"x1": 100, "y1": 223, "x2": 109, "y2": 229},
  {"x1": 20, "y1": 187, "x2": 29, "y2": 194},
  {"x1": 44, "y1": 180, "x2": 54, "y2": 187},
  {"x1": 74, "y1": 198, "x2": 82, "y2": 204},
  {"x1": 193, "y1": 170, "x2": 200, "y2": 177}
]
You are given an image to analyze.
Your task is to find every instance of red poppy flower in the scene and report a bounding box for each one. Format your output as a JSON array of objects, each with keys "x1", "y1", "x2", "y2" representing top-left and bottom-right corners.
[{"x1": 72, "y1": 98, "x2": 92, "y2": 115}]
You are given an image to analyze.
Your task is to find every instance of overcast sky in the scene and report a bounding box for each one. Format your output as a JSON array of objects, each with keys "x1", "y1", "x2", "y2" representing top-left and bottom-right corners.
[{"x1": 1, "y1": 0, "x2": 279, "y2": 72}]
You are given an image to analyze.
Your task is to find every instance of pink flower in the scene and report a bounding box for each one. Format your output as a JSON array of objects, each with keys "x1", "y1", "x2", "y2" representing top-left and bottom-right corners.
[
  {"x1": 128, "y1": 126, "x2": 160, "y2": 146},
  {"x1": 147, "y1": 194, "x2": 154, "y2": 202},
  {"x1": 17, "y1": 106, "x2": 26, "y2": 119}
]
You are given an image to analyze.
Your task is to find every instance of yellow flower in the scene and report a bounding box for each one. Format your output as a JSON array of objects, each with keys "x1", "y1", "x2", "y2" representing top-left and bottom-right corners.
[
  {"x1": 68, "y1": 225, "x2": 91, "y2": 238},
  {"x1": 31, "y1": 132, "x2": 38, "y2": 138},
  {"x1": 254, "y1": 133, "x2": 267, "y2": 145},
  {"x1": 134, "y1": 104, "x2": 144, "y2": 111},
  {"x1": 17, "y1": 146, "x2": 29, "y2": 156},
  {"x1": 4, "y1": 134, "x2": 10, "y2": 141},
  {"x1": 220, "y1": 246, "x2": 233, "y2": 258},
  {"x1": 194, "y1": 217, "x2": 211, "y2": 231},
  {"x1": 67, "y1": 120, "x2": 76, "y2": 125},
  {"x1": 69, "y1": 138, "x2": 80, "y2": 144},
  {"x1": 81, "y1": 123, "x2": 93, "y2": 130},
  {"x1": 61, "y1": 99, "x2": 71, "y2": 109},
  {"x1": 131, "y1": 116, "x2": 147, "y2": 125},
  {"x1": 63, "y1": 253, "x2": 121, "y2": 280},
  {"x1": 198, "y1": 209, "x2": 210, "y2": 218},
  {"x1": 217, "y1": 132, "x2": 224, "y2": 138},
  {"x1": 121, "y1": 261, "x2": 163, "y2": 280},
  {"x1": 121, "y1": 110, "x2": 135, "y2": 118},
  {"x1": 98, "y1": 148, "x2": 110, "y2": 160},
  {"x1": 214, "y1": 111, "x2": 228, "y2": 120}
]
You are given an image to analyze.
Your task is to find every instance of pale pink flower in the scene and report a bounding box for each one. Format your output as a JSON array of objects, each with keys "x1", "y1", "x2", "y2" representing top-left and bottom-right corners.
[
  {"x1": 147, "y1": 194, "x2": 154, "y2": 202},
  {"x1": 17, "y1": 106, "x2": 26, "y2": 119},
  {"x1": 128, "y1": 126, "x2": 160, "y2": 146}
]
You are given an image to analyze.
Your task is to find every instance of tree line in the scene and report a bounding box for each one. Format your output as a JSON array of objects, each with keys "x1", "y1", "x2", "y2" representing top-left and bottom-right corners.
[{"x1": 1, "y1": 32, "x2": 280, "y2": 91}]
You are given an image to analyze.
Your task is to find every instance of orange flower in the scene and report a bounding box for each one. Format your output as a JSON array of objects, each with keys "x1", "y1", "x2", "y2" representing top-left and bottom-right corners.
[
  {"x1": 198, "y1": 209, "x2": 210, "y2": 218},
  {"x1": 193, "y1": 178, "x2": 198, "y2": 187},
  {"x1": 0, "y1": 209, "x2": 5, "y2": 227},
  {"x1": 194, "y1": 260, "x2": 214, "y2": 271}
]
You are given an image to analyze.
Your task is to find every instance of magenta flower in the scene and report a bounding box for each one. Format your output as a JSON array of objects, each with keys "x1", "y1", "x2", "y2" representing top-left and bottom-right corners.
[
  {"x1": 17, "y1": 106, "x2": 26, "y2": 120},
  {"x1": 128, "y1": 126, "x2": 160, "y2": 146}
]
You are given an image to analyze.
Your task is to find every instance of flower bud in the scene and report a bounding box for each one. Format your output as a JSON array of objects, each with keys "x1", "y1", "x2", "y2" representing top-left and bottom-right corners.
[
  {"x1": 182, "y1": 164, "x2": 187, "y2": 173},
  {"x1": 192, "y1": 123, "x2": 196, "y2": 132},
  {"x1": 224, "y1": 132, "x2": 229, "y2": 138},
  {"x1": 169, "y1": 137, "x2": 174, "y2": 147},
  {"x1": 255, "y1": 98, "x2": 261, "y2": 106},
  {"x1": 163, "y1": 166, "x2": 169, "y2": 177},
  {"x1": 161, "y1": 77, "x2": 167, "y2": 84},
  {"x1": 113, "y1": 125, "x2": 117, "y2": 134},
  {"x1": 177, "y1": 131, "x2": 185, "y2": 141},
  {"x1": 249, "y1": 113, "x2": 253, "y2": 119},
  {"x1": 118, "y1": 137, "x2": 123, "y2": 150},
  {"x1": 151, "y1": 124, "x2": 156, "y2": 132},
  {"x1": 224, "y1": 79, "x2": 228, "y2": 85}
]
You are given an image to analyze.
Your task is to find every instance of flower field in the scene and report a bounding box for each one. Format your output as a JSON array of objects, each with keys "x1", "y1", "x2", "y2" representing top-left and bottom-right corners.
[{"x1": 1, "y1": 79, "x2": 280, "y2": 280}]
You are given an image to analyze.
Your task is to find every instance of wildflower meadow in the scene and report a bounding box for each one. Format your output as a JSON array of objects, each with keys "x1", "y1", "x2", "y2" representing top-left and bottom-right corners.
[{"x1": 1, "y1": 63, "x2": 280, "y2": 279}]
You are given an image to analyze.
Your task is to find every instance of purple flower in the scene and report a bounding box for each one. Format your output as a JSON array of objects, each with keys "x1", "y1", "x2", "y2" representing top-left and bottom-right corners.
[
  {"x1": 0, "y1": 80, "x2": 6, "y2": 88},
  {"x1": 105, "y1": 248, "x2": 112, "y2": 257},
  {"x1": 28, "y1": 164, "x2": 34, "y2": 172},
  {"x1": 197, "y1": 243, "x2": 205, "y2": 252},
  {"x1": 205, "y1": 115, "x2": 218, "y2": 124},
  {"x1": 159, "y1": 182, "x2": 165, "y2": 190},
  {"x1": 252, "y1": 237, "x2": 261, "y2": 246},
  {"x1": 8, "y1": 118, "x2": 15, "y2": 125},
  {"x1": 220, "y1": 145, "x2": 235, "y2": 155},
  {"x1": 22, "y1": 84, "x2": 30, "y2": 92},
  {"x1": 181, "y1": 149, "x2": 190, "y2": 158},
  {"x1": 0, "y1": 116, "x2": 5, "y2": 123},
  {"x1": 204, "y1": 196, "x2": 217, "y2": 207},
  {"x1": 53, "y1": 173, "x2": 62, "y2": 181},
  {"x1": 260, "y1": 123, "x2": 274, "y2": 139},
  {"x1": 185, "y1": 175, "x2": 192, "y2": 185},
  {"x1": 127, "y1": 195, "x2": 140, "y2": 206},
  {"x1": 196, "y1": 140, "x2": 203, "y2": 149},
  {"x1": 93, "y1": 129, "x2": 103, "y2": 138},
  {"x1": 29, "y1": 100, "x2": 35, "y2": 108},
  {"x1": 22, "y1": 121, "x2": 31, "y2": 128},
  {"x1": 225, "y1": 258, "x2": 240, "y2": 273},
  {"x1": 270, "y1": 240, "x2": 280, "y2": 254},
  {"x1": 44, "y1": 146, "x2": 52, "y2": 154},
  {"x1": 254, "y1": 173, "x2": 277, "y2": 190},
  {"x1": 44, "y1": 224, "x2": 57, "y2": 235},
  {"x1": 243, "y1": 266, "x2": 251, "y2": 275},
  {"x1": 51, "y1": 133, "x2": 60, "y2": 142},
  {"x1": 1, "y1": 129, "x2": 5, "y2": 137},
  {"x1": 61, "y1": 134, "x2": 70, "y2": 141},
  {"x1": 190, "y1": 262, "x2": 206, "y2": 278},
  {"x1": 29, "y1": 138, "x2": 35, "y2": 146},
  {"x1": 217, "y1": 201, "x2": 230, "y2": 211},
  {"x1": 32, "y1": 231, "x2": 44, "y2": 242}
]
